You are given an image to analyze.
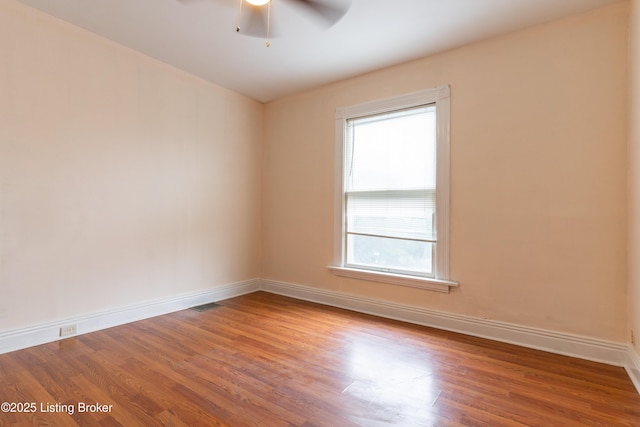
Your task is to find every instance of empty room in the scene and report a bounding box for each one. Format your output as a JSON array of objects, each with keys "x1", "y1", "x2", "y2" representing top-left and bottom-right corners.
[{"x1": 2, "y1": 0, "x2": 640, "y2": 425}]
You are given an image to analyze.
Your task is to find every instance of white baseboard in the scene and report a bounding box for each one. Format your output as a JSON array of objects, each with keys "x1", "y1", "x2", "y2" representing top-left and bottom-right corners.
[
  {"x1": 260, "y1": 279, "x2": 628, "y2": 367},
  {"x1": 0, "y1": 276, "x2": 632, "y2": 382},
  {"x1": 0, "y1": 278, "x2": 260, "y2": 355},
  {"x1": 626, "y1": 346, "x2": 640, "y2": 394}
]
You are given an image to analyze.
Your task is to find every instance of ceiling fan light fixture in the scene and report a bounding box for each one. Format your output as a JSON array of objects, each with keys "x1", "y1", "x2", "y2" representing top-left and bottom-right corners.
[{"x1": 246, "y1": 0, "x2": 271, "y2": 6}]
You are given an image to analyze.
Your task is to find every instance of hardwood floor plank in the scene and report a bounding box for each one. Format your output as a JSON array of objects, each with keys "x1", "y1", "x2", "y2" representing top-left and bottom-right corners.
[
  {"x1": 1, "y1": 291, "x2": 639, "y2": 426},
  {"x1": 154, "y1": 409, "x2": 194, "y2": 427}
]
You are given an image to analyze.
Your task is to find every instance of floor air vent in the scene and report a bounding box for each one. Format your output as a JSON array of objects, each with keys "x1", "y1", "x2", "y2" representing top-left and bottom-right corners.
[{"x1": 190, "y1": 302, "x2": 221, "y2": 312}]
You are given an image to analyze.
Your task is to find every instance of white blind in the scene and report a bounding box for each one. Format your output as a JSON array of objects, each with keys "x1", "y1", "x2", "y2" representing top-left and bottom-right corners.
[
  {"x1": 346, "y1": 189, "x2": 435, "y2": 241},
  {"x1": 345, "y1": 104, "x2": 436, "y2": 243}
]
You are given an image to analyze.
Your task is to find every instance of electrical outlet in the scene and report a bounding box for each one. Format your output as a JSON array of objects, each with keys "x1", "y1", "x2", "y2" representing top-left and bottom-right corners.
[{"x1": 59, "y1": 324, "x2": 77, "y2": 337}]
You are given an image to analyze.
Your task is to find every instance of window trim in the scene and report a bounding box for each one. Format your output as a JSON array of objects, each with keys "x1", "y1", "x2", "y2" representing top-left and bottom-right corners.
[{"x1": 329, "y1": 85, "x2": 458, "y2": 292}]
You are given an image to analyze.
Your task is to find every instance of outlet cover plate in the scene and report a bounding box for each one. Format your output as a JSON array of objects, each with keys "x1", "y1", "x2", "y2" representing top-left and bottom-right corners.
[{"x1": 59, "y1": 324, "x2": 77, "y2": 337}]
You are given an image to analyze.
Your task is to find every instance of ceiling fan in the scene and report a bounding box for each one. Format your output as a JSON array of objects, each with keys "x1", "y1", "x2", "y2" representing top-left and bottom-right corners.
[{"x1": 181, "y1": 0, "x2": 350, "y2": 47}]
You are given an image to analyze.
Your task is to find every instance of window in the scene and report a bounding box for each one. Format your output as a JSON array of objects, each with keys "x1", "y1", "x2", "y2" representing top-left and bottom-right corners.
[{"x1": 329, "y1": 85, "x2": 457, "y2": 292}]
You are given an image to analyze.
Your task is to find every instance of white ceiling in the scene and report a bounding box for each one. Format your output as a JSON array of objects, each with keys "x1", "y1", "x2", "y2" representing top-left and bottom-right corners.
[{"x1": 14, "y1": 0, "x2": 622, "y2": 103}]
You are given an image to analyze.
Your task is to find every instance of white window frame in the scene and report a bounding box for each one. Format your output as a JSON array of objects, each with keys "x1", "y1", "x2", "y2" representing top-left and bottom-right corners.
[{"x1": 328, "y1": 85, "x2": 458, "y2": 293}]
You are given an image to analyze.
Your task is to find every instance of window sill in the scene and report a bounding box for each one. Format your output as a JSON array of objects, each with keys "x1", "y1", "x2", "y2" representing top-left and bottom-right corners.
[{"x1": 327, "y1": 266, "x2": 459, "y2": 293}]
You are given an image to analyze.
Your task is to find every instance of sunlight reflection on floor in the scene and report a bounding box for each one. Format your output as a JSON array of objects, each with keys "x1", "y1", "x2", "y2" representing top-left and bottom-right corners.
[{"x1": 341, "y1": 332, "x2": 442, "y2": 426}]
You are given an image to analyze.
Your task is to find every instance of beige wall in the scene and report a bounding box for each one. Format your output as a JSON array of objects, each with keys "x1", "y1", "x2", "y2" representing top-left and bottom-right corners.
[
  {"x1": 0, "y1": 0, "x2": 263, "y2": 331},
  {"x1": 630, "y1": 0, "x2": 640, "y2": 351},
  {"x1": 263, "y1": 3, "x2": 629, "y2": 341}
]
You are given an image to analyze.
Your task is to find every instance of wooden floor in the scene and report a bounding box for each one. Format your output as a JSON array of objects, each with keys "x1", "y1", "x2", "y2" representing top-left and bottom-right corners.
[{"x1": 1, "y1": 292, "x2": 639, "y2": 426}]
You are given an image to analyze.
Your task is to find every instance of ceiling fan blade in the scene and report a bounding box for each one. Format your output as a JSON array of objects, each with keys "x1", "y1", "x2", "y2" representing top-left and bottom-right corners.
[{"x1": 284, "y1": 0, "x2": 349, "y2": 27}]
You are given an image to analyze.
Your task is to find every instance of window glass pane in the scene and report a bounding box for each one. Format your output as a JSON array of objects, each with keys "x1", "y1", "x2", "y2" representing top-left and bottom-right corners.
[
  {"x1": 347, "y1": 234, "x2": 433, "y2": 275},
  {"x1": 347, "y1": 105, "x2": 436, "y2": 191},
  {"x1": 344, "y1": 104, "x2": 437, "y2": 276}
]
